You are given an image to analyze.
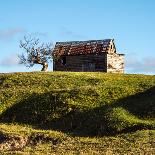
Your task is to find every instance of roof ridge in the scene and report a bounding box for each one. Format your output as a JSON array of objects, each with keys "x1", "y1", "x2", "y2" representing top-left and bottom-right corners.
[{"x1": 56, "y1": 39, "x2": 112, "y2": 45}]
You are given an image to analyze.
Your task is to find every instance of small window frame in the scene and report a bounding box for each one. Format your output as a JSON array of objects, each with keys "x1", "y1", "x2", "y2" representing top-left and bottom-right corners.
[{"x1": 61, "y1": 56, "x2": 66, "y2": 65}]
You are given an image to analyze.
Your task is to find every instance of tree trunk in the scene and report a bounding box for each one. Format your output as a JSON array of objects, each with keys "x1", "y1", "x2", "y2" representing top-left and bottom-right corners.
[{"x1": 41, "y1": 62, "x2": 48, "y2": 71}]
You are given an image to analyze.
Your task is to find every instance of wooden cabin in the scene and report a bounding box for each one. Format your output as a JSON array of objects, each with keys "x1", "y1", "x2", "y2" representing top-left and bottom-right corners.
[{"x1": 53, "y1": 39, "x2": 124, "y2": 73}]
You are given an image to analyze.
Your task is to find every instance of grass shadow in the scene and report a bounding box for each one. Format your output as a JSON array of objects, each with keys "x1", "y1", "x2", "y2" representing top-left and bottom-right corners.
[
  {"x1": 0, "y1": 86, "x2": 155, "y2": 137},
  {"x1": 115, "y1": 86, "x2": 155, "y2": 119}
]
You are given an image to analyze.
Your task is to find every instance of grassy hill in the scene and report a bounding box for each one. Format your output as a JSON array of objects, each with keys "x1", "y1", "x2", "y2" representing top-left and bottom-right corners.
[{"x1": 0, "y1": 72, "x2": 155, "y2": 154}]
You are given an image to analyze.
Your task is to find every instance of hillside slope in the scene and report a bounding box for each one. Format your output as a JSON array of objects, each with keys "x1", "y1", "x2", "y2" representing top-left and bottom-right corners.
[
  {"x1": 0, "y1": 72, "x2": 155, "y2": 154},
  {"x1": 0, "y1": 72, "x2": 155, "y2": 135}
]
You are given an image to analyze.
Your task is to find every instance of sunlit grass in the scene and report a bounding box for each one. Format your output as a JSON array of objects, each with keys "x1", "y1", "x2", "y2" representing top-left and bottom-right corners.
[{"x1": 0, "y1": 72, "x2": 155, "y2": 153}]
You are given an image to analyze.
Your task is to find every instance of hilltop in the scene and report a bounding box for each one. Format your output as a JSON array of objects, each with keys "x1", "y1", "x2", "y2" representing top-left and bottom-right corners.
[{"x1": 0, "y1": 72, "x2": 155, "y2": 154}]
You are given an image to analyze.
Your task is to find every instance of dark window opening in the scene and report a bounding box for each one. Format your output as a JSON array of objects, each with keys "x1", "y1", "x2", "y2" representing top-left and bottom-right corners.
[
  {"x1": 61, "y1": 57, "x2": 66, "y2": 65},
  {"x1": 111, "y1": 45, "x2": 113, "y2": 49}
]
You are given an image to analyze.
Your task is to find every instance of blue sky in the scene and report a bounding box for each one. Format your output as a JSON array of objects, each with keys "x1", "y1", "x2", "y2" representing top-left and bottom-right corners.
[{"x1": 0, "y1": 0, "x2": 155, "y2": 74}]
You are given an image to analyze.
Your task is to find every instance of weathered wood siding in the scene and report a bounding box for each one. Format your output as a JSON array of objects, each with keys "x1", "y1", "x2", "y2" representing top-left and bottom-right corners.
[
  {"x1": 53, "y1": 53, "x2": 107, "y2": 72},
  {"x1": 53, "y1": 39, "x2": 125, "y2": 73},
  {"x1": 106, "y1": 53, "x2": 124, "y2": 73}
]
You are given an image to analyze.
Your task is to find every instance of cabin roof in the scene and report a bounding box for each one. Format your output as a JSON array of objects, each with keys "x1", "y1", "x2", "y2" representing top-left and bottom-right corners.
[{"x1": 53, "y1": 39, "x2": 114, "y2": 56}]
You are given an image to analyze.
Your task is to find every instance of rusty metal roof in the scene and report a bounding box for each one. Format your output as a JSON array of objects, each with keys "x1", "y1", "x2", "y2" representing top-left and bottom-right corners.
[{"x1": 53, "y1": 39, "x2": 113, "y2": 56}]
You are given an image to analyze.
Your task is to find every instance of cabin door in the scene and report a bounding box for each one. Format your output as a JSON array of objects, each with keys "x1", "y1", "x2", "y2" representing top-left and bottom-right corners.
[
  {"x1": 82, "y1": 63, "x2": 95, "y2": 71},
  {"x1": 89, "y1": 63, "x2": 95, "y2": 71}
]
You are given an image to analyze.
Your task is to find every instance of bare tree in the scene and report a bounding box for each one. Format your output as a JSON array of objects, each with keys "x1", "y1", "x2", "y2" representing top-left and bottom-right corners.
[{"x1": 19, "y1": 35, "x2": 53, "y2": 71}]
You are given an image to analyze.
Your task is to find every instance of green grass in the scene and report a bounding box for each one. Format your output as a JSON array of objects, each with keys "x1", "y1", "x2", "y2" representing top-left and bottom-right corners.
[
  {"x1": 0, "y1": 123, "x2": 155, "y2": 154},
  {"x1": 0, "y1": 72, "x2": 155, "y2": 154}
]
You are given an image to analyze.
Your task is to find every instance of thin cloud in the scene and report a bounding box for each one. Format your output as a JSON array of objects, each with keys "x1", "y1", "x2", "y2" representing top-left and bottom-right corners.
[
  {"x1": 126, "y1": 54, "x2": 155, "y2": 74},
  {"x1": 0, "y1": 54, "x2": 20, "y2": 66},
  {"x1": 31, "y1": 32, "x2": 48, "y2": 37},
  {"x1": 60, "y1": 27, "x2": 86, "y2": 39},
  {"x1": 0, "y1": 28, "x2": 26, "y2": 40}
]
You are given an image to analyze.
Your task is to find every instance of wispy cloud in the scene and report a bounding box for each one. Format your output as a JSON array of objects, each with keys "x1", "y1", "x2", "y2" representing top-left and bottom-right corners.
[
  {"x1": 126, "y1": 54, "x2": 155, "y2": 74},
  {"x1": 31, "y1": 32, "x2": 48, "y2": 37},
  {"x1": 0, "y1": 54, "x2": 20, "y2": 66},
  {"x1": 60, "y1": 27, "x2": 86, "y2": 39},
  {"x1": 0, "y1": 28, "x2": 26, "y2": 40}
]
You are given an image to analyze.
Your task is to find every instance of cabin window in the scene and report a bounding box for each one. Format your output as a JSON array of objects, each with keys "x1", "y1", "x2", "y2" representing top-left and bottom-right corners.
[{"x1": 61, "y1": 57, "x2": 66, "y2": 65}]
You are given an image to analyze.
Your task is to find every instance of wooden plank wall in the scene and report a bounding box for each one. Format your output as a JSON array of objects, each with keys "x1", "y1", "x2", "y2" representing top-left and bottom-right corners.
[{"x1": 54, "y1": 53, "x2": 107, "y2": 72}]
